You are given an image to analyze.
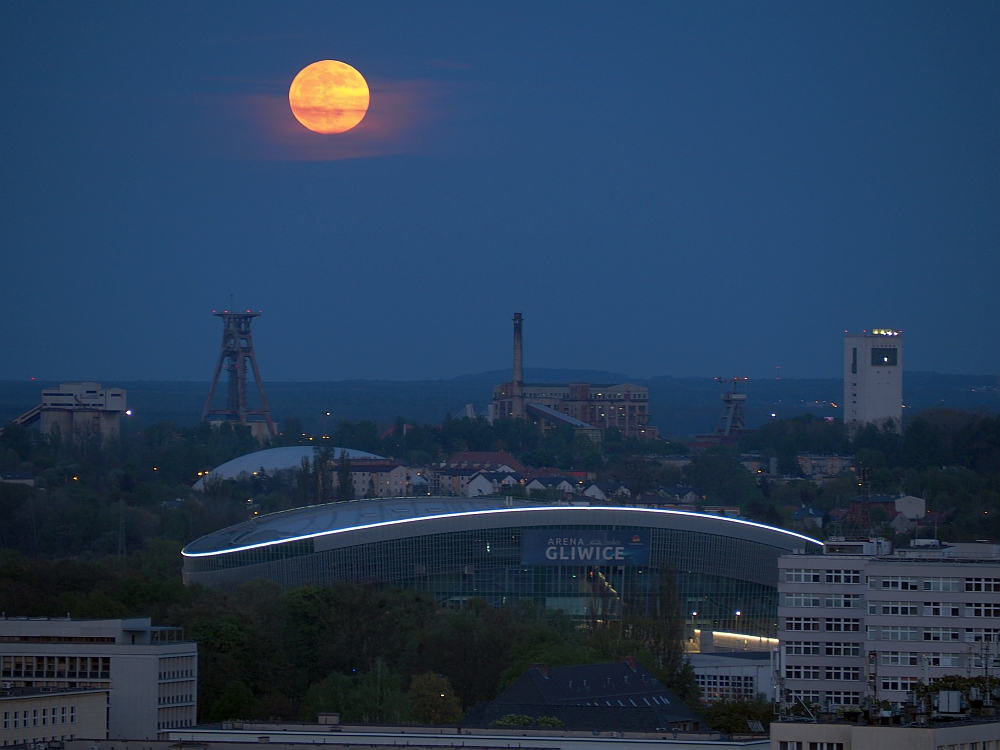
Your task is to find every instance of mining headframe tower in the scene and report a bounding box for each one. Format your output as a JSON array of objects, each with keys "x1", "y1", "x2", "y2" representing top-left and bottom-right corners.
[{"x1": 201, "y1": 309, "x2": 276, "y2": 440}]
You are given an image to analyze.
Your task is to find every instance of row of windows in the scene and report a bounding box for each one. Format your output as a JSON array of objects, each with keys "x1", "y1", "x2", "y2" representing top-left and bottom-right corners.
[
  {"x1": 785, "y1": 642, "x2": 861, "y2": 657},
  {"x1": 868, "y1": 602, "x2": 1000, "y2": 617},
  {"x1": 157, "y1": 720, "x2": 192, "y2": 729},
  {"x1": 158, "y1": 694, "x2": 193, "y2": 705},
  {"x1": 785, "y1": 666, "x2": 861, "y2": 680},
  {"x1": 785, "y1": 570, "x2": 862, "y2": 584},
  {"x1": 785, "y1": 574, "x2": 1000, "y2": 592},
  {"x1": 3, "y1": 735, "x2": 75, "y2": 745},
  {"x1": 1, "y1": 656, "x2": 109, "y2": 680},
  {"x1": 694, "y1": 674, "x2": 756, "y2": 702},
  {"x1": 785, "y1": 617, "x2": 861, "y2": 632},
  {"x1": 2, "y1": 707, "x2": 75, "y2": 728},
  {"x1": 159, "y1": 669, "x2": 194, "y2": 680},
  {"x1": 783, "y1": 691, "x2": 861, "y2": 708},
  {"x1": 784, "y1": 594, "x2": 862, "y2": 608},
  {"x1": 879, "y1": 651, "x2": 961, "y2": 667}
]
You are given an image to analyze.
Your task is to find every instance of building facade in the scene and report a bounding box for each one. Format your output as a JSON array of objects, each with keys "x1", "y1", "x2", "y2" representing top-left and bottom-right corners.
[
  {"x1": 843, "y1": 330, "x2": 903, "y2": 432},
  {"x1": 493, "y1": 381, "x2": 656, "y2": 438},
  {"x1": 0, "y1": 617, "x2": 197, "y2": 740},
  {"x1": 0, "y1": 687, "x2": 108, "y2": 746},
  {"x1": 777, "y1": 540, "x2": 1000, "y2": 710},
  {"x1": 183, "y1": 498, "x2": 823, "y2": 635}
]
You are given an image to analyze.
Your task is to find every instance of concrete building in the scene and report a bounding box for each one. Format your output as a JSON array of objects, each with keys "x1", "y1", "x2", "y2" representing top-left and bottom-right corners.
[
  {"x1": 0, "y1": 617, "x2": 197, "y2": 740},
  {"x1": 688, "y1": 652, "x2": 775, "y2": 704},
  {"x1": 777, "y1": 539, "x2": 1000, "y2": 711},
  {"x1": 771, "y1": 717, "x2": 1000, "y2": 750},
  {"x1": 844, "y1": 330, "x2": 903, "y2": 433},
  {"x1": 12, "y1": 382, "x2": 127, "y2": 441},
  {"x1": 0, "y1": 686, "x2": 108, "y2": 745},
  {"x1": 492, "y1": 314, "x2": 657, "y2": 439}
]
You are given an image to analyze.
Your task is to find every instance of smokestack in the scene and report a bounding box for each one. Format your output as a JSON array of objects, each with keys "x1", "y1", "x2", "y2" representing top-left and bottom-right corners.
[{"x1": 512, "y1": 313, "x2": 524, "y2": 419}]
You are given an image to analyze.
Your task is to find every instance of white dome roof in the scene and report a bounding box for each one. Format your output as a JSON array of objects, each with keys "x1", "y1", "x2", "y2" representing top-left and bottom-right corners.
[{"x1": 193, "y1": 445, "x2": 383, "y2": 490}]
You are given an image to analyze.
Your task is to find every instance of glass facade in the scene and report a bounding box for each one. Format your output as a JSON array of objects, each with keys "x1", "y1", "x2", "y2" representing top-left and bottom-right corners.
[{"x1": 185, "y1": 522, "x2": 811, "y2": 636}]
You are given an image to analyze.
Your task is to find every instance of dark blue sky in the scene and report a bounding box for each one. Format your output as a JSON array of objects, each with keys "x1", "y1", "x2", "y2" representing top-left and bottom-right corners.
[{"x1": 2, "y1": 2, "x2": 997, "y2": 382}]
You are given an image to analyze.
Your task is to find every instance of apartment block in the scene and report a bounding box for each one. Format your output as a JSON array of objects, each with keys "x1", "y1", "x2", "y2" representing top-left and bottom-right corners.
[
  {"x1": 0, "y1": 617, "x2": 197, "y2": 740},
  {"x1": 778, "y1": 540, "x2": 1000, "y2": 710}
]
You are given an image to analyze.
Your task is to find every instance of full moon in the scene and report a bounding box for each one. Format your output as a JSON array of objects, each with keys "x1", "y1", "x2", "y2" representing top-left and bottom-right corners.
[{"x1": 288, "y1": 60, "x2": 370, "y2": 134}]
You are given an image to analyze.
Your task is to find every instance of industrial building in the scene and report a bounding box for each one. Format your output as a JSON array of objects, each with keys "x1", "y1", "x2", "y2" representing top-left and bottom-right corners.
[
  {"x1": 0, "y1": 617, "x2": 198, "y2": 740},
  {"x1": 12, "y1": 382, "x2": 127, "y2": 441},
  {"x1": 182, "y1": 497, "x2": 821, "y2": 636},
  {"x1": 777, "y1": 539, "x2": 1000, "y2": 711},
  {"x1": 492, "y1": 313, "x2": 657, "y2": 439},
  {"x1": 843, "y1": 329, "x2": 903, "y2": 432}
]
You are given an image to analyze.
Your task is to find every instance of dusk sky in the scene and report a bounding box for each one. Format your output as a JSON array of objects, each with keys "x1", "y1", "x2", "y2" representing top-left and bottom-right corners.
[{"x1": 1, "y1": 2, "x2": 997, "y2": 382}]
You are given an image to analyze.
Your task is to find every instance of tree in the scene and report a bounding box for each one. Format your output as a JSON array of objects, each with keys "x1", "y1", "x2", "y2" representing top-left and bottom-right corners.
[
  {"x1": 210, "y1": 680, "x2": 256, "y2": 721},
  {"x1": 338, "y1": 451, "x2": 354, "y2": 502},
  {"x1": 701, "y1": 697, "x2": 772, "y2": 734},
  {"x1": 407, "y1": 672, "x2": 462, "y2": 724}
]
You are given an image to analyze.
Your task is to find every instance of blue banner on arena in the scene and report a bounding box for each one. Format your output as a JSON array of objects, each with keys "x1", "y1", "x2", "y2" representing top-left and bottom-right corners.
[{"x1": 520, "y1": 529, "x2": 650, "y2": 566}]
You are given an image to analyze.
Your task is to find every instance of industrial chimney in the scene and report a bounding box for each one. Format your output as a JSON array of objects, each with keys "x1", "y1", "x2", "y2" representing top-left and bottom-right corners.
[{"x1": 512, "y1": 312, "x2": 524, "y2": 419}]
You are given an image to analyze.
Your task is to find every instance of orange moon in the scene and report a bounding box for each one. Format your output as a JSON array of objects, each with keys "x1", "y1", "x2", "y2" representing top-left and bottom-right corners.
[{"x1": 288, "y1": 60, "x2": 370, "y2": 134}]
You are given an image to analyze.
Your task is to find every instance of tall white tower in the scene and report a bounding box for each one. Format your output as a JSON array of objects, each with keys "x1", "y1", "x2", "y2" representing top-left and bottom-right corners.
[{"x1": 844, "y1": 329, "x2": 903, "y2": 432}]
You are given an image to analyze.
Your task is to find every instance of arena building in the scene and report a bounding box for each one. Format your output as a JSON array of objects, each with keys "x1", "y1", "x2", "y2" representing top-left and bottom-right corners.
[{"x1": 182, "y1": 498, "x2": 821, "y2": 638}]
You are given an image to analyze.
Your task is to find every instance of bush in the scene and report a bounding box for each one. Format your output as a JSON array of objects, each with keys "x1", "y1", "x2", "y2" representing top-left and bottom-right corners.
[{"x1": 489, "y1": 714, "x2": 534, "y2": 727}]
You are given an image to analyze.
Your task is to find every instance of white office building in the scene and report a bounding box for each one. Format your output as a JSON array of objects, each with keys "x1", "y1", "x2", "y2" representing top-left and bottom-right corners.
[
  {"x1": 843, "y1": 329, "x2": 903, "y2": 432},
  {"x1": 0, "y1": 617, "x2": 197, "y2": 739},
  {"x1": 778, "y1": 539, "x2": 1000, "y2": 710}
]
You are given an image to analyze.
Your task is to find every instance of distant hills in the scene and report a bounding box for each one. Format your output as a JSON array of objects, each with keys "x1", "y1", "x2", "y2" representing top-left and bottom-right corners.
[{"x1": 1, "y1": 370, "x2": 997, "y2": 440}]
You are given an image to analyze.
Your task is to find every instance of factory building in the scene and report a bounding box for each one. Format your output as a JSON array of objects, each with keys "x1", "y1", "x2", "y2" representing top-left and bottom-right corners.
[
  {"x1": 492, "y1": 314, "x2": 657, "y2": 439},
  {"x1": 12, "y1": 382, "x2": 127, "y2": 441},
  {"x1": 843, "y1": 329, "x2": 903, "y2": 432}
]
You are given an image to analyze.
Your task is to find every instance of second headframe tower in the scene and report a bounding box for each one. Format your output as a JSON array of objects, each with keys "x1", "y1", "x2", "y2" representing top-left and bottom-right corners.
[{"x1": 201, "y1": 310, "x2": 276, "y2": 440}]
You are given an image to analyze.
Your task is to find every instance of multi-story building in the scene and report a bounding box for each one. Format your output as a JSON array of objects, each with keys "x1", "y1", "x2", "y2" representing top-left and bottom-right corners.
[
  {"x1": 0, "y1": 617, "x2": 197, "y2": 740},
  {"x1": 0, "y1": 686, "x2": 108, "y2": 745},
  {"x1": 777, "y1": 540, "x2": 1000, "y2": 710},
  {"x1": 843, "y1": 329, "x2": 903, "y2": 432}
]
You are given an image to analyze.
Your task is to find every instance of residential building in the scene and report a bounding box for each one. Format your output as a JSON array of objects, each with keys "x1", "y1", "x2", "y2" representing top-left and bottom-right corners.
[
  {"x1": 465, "y1": 471, "x2": 523, "y2": 497},
  {"x1": 844, "y1": 330, "x2": 903, "y2": 433},
  {"x1": 460, "y1": 659, "x2": 707, "y2": 733},
  {"x1": 0, "y1": 686, "x2": 108, "y2": 745},
  {"x1": 0, "y1": 617, "x2": 197, "y2": 740},
  {"x1": 777, "y1": 539, "x2": 1000, "y2": 711},
  {"x1": 347, "y1": 461, "x2": 411, "y2": 498},
  {"x1": 792, "y1": 506, "x2": 825, "y2": 529},
  {"x1": 525, "y1": 477, "x2": 574, "y2": 496},
  {"x1": 796, "y1": 455, "x2": 855, "y2": 481}
]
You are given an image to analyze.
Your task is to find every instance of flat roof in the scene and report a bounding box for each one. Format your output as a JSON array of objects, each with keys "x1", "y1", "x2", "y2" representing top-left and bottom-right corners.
[{"x1": 182, "y1": 498, "x2": 822, "y2": 558}]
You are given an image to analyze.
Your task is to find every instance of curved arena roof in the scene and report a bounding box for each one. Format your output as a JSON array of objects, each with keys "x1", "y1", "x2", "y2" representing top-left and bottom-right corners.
[
  {"x1": 192, "y1": 446, "x2": 384, "y2": 490},
  {"x1": 182, "y1": 497, "x2": 822, "y2": 557}
]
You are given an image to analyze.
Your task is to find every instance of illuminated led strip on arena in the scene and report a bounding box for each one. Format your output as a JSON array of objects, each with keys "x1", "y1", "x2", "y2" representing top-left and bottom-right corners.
[{"x1": 182, "y1": 504, "x2": 823, "y2": 558}]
